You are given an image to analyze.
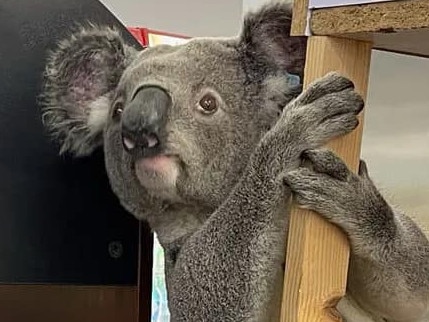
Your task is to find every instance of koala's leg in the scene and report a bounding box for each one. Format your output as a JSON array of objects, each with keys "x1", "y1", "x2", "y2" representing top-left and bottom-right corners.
[
  {"x1": 164, "y1": 73, "x2": 364, "y2": 322},
  {"x1": 284, "y1": 149, "x2": 429, "y2": 322}
]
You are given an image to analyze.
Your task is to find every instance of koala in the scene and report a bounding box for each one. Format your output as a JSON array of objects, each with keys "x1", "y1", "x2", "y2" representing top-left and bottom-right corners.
[{"x1": 40, "y1": 2, "x2": 429, "y2": 322}]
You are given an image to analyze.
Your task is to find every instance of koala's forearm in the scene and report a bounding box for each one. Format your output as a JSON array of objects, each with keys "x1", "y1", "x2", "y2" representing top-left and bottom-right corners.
[
  {"x1": 347, "y1": 205, "x2": 429, "y2": 322},
  {"x1": 166, "y1": 173, "x2": 289, "y2": 322}
]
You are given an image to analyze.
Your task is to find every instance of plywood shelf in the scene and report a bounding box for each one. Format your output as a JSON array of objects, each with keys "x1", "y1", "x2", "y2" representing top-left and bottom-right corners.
[{"x1": 292, "y1": 0, "x2": 429, "y2": 57}]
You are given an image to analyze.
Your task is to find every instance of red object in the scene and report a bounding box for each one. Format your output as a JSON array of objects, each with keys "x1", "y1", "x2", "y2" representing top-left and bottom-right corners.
[
  {"x1": 127, "y1": 27, "x2": 190, "y2": 47},
  {"x1": 142, "y1": 28, "x2": 190, "y2": 42},
  {"x1": 127, "y1": 27, "x2": 146, "y2": 46}
]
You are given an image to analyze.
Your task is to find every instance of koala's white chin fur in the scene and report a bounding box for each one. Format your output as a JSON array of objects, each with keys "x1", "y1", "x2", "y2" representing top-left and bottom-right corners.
[{"x1": 135, "y1": 155, "x2": 179, "y2": 200}]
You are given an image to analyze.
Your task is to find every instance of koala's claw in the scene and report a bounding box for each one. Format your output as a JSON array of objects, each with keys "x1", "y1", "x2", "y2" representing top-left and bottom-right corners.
[
  {"x1": 314, "y1": 112, "x2": 360, "y2": 145},
  {"x1": 282, "y1": 167, "x2": 332, "y2": 212},
  {"x1": 283, "y1": 149, "x2": 356, "y2": 215},
  {"x1": 278, "y1": 73, "x2": 364, "y2": 153},
  {"x1": 297, "y1": 72, "x2": 355, "y2": 106},
  {"x1": 302, "y1": 149, "x2": 350, "y2": 181},
  {"x1": 358, "y1": 159, "x2": 370, "y2": 178},
  {"x1": 318, "y1": 87, "x2": 364, "y2": 115}
]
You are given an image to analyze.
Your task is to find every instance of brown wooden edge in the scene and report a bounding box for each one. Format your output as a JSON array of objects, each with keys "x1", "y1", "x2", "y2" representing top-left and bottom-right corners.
[
  {"x1": 310, "y1": 0, "x2": 429, "y2": 35},
  {"x1": 308, "y1": 0, "x2": 429, "y2": 57},
  {"x1": 0, "y1": 284, "x2": 138, "y2": 322}
]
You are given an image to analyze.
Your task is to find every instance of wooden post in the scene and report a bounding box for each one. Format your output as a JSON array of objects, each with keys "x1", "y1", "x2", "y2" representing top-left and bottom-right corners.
[{"x1": 280, "y1": 36, "x2": 372, "y2": 321}]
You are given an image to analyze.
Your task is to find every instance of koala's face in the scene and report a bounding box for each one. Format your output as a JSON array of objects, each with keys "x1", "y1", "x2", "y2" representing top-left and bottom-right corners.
[
  {"x1": 105, "y1": 40, "x2": 269, "y2": 207},
  {"x1": 41, "y1": 2, "x2": 307, "y2": 218}
]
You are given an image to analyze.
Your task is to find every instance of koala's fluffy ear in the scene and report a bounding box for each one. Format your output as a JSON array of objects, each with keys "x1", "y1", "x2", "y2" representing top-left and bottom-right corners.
[
  {"x1": 41, "y1": 26, "x2": 137, "y2": 157},
  {"x1": 239, "y1": 1, "x2": 307, "y2": 79}
]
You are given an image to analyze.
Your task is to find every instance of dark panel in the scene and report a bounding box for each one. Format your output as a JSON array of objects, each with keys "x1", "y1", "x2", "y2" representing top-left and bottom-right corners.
[
  {"x1": 138, "y1": 223, "x2": 154, "y2": 322},
  {"x1": 0, "y1": 0, "x2": 147, "y2": 285}
]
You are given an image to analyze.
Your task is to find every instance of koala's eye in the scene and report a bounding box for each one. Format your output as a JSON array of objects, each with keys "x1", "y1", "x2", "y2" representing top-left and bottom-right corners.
[
  {"x1": 198, "y1": 94, "x2": 218, "y2": 114},
  {"x1": 112, "y1": 102, "x2": 124, "y2": 120}
]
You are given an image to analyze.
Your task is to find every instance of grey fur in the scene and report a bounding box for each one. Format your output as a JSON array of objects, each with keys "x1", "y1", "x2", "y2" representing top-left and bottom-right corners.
[{"x1": 40, "y1": 1, "x2": 429, "y2": 321}]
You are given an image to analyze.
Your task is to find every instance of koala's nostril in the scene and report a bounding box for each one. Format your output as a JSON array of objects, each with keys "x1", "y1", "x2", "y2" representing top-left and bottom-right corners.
[
  {"x1": 145, "y1": 133, "x2": 159, "y2": 148},
  {"x1": 123, "y1": 136, "x2": 136, "y2": 151}
]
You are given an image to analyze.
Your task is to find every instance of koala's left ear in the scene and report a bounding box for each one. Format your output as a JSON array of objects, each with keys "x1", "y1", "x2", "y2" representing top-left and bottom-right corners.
[
  {"x1": 239, "y1": 1, "x2": 307, "y2": 79},
  {"x1": 41, "y1": 26, "x2": 138, "y2": 157}
]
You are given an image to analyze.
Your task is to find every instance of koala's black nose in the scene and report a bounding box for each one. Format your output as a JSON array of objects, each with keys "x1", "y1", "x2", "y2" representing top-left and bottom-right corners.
[{"x1": 121, "y1": 86, "x2": 171, "y2": 155}]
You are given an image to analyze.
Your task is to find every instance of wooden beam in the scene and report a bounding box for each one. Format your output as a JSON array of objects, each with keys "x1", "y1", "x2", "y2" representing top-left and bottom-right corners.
[
  {"x1": 291, "y1": 0, "x2": 309, "y2": 36},
  {"x1": 280, "y1": 36, "x2": 372, "y2": 322}
]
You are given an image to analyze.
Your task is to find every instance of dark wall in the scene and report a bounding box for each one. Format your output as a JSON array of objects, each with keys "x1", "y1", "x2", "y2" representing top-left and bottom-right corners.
[{"x1": 0, "y1": 0, "x2": 144, "y2": 285}]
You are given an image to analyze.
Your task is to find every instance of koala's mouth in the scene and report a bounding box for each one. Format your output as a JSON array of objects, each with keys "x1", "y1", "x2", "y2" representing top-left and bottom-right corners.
[
  {"x1": 136, "y1": 155, "x2": 176, "y2": 172},
  {"x1": 134, "y1": 154, "x2": 180, "y2": 188}
]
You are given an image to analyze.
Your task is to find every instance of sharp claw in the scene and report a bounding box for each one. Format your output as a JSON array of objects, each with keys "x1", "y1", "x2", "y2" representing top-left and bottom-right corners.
[{"x1": 358, "y1": 160, "x2": 369, "y2": 177}]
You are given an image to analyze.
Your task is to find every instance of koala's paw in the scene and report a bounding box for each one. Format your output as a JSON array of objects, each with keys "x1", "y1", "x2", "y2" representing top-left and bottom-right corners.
[
  {"x1": 283, "y1": 149, "x2": 395, "y2": 248},
  {"x1": 282, "y1": 148, "x2": 361, "y2": 225},
  {"x1": 282, "y1": 72, "x2": 364, "y2": 149}
]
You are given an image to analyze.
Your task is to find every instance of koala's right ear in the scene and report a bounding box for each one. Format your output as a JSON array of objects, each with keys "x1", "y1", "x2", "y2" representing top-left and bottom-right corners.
[
  {"x1": 41, "y1": 26, "x2": 138, "y2": 157},
  {"x1": 239, "y1": 1, "x2": 307, "y2": 80}
]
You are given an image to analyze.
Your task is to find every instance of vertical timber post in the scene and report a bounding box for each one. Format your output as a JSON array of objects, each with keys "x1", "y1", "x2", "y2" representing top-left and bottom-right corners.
[{"x1": 279, "y1": 12, "x2": 373, "y2": 322}]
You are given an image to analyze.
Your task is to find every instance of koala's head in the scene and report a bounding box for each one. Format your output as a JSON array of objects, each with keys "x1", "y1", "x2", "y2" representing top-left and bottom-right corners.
[{"x1": 41, "y1": 2, "x2": 306, "y2": 219}]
